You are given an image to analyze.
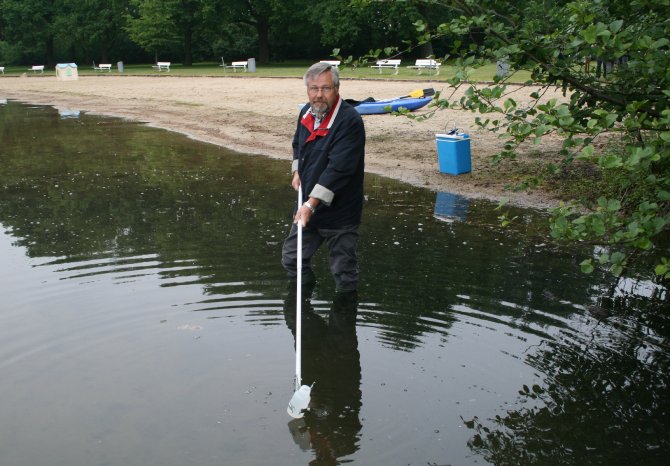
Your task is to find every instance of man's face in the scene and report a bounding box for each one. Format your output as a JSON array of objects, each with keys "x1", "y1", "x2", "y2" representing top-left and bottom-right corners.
[{"x1": 306, "y1": 71, "x2": 338, "y2": 117}]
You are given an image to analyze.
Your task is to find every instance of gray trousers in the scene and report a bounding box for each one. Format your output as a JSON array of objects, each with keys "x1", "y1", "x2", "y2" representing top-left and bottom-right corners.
[{"x1": 281, "y1": 223, "x2": 359, "y2": 291}]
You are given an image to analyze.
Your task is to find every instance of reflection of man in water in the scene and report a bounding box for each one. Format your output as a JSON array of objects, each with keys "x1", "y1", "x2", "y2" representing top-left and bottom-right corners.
[{"x1": 284, "y1": 288, "x2": 362, "y2": 463}]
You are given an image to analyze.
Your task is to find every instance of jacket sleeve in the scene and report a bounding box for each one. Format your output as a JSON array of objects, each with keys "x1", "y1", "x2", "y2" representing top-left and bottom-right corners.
[
  {"x1": 292, "y1": 111, "x2": 303, "y2": 167},
  {"x1": 312, "y1": 112, "x2": 365, "y2": 205}
]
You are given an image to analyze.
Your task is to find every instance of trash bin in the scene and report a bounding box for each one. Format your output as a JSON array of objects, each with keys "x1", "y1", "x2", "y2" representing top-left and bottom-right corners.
[
  {"x1": 435, "y1": 133, "x2": 471, "y2": 175},
  {"x1": 496, "y1": 59, "x2": 510, "y2": 78},
  {"x1": 247, "y1": 57, "x2": 256, "y2": 72},
  {"x1": 117, "y1": 61, "x2": 124, "y2": 73}
]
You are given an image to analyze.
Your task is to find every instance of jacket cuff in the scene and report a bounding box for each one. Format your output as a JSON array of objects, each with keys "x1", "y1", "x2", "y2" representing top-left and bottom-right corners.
[
  {"x1": 292, "y1": 159, "x2": 299, "y2": 172},
  {"x1": 310, "y1": 184, "x2": 334, "y2": 206}
]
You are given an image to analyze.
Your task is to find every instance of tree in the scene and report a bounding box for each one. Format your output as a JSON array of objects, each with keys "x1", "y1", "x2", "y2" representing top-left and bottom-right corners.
[
  {"x1": 318, "y1": 0, "x2": 450, "y2": 58},
  {"x1": 125, "y1": 0, "x2": 180, "y2": 62},
  {"x1": 224, "y1": 0, "x2": 277, "y2": 64},
  {"x1": 61, "y1": 0, "x2": 131, "y2": 64},
  {"x1": 125, "y1": 0, "x2": 223, "y2": 65},
  {"x1": 0, "y1": 0, "x2": 60, "y2": 66},
  {"x1": 406, "y1": 0, "x2": 669, "y2": 281}
]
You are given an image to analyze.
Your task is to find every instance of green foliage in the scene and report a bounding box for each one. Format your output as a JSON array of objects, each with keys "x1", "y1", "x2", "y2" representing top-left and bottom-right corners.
[
  {"x1": 125, "y1": 0, "x2": 182, "y2": 58},
  {"x1": 0, "y1": 0, "x2": 61, "y2": 64},
  {"x1": 62, "y1": 0, "x2": 131, "y2": 62},
  {"x1": 0, "y1": 40, "x2": 22, "y2": 64},
  {"x1": 411, "y1": 0, "x2": 670, "y2": 280}
]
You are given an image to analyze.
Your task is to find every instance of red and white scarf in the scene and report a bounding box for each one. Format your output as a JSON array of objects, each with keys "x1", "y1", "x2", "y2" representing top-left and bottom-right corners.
[{"x1": 301, "y1": 96, "x2": 342, "y2": 143}]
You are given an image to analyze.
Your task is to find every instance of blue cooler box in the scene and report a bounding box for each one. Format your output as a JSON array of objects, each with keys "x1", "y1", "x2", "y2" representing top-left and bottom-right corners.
[{"x1": 435, "y1": 133, "x2": 471, "y2": 175}]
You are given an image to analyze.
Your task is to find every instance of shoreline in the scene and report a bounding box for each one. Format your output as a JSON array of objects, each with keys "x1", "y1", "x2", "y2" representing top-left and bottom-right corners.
[{"x1": 0, "y1": 75, "x2": 565, "y2": 209}]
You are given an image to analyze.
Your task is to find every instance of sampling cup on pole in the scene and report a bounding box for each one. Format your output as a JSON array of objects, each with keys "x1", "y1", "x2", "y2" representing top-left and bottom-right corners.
[{"x1": 287, "y1": 185, "x2": 311, "y2": 418}]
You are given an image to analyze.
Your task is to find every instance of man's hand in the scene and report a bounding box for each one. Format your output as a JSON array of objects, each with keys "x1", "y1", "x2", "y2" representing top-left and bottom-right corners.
[
  {"x1": 294, "y1": 203, "x2": 313, "y2": 227},
  {"x1": 294, "y1": 198, "x2": 319, "y2": 227}
]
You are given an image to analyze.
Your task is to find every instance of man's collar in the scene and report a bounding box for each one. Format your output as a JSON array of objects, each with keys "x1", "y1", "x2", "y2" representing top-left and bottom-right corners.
[
  {"x1": 303, "y1": 96, "x2": 341, "y2": 130},
  {"x1": 301, "y1": 97, "x2": 342, "y2": 142}
]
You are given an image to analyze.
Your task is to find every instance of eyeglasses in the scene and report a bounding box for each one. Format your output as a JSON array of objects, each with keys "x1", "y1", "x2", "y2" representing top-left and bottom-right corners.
[{"x1": 308, "y1": 86, "x2": 335, "y2": 95}]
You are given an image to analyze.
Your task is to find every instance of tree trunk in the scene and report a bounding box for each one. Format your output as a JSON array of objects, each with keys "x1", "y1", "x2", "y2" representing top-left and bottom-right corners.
[
  {"x1": 256, "y1": 19, "x2": 270, "y2": 64},
  {"x1": 419, "y1": 42, "x2": 434, "y2": 58},
  {"x1": 416, "y1": 2, "x2": 434, "y2": 58},
  {"x1": 183, "y1": 29, "x2": 193, "y2": 66},
  {"x1": 46, "y1": 35, "x2": 55, "y2": 67}
]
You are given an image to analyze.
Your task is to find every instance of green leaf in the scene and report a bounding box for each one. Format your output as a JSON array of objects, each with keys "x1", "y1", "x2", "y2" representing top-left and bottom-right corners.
[
  {"x1": 611, "y1": 251, "x2": 626, "y2": 264},
  {"x1": 634, "y1": 237, "x2": 653, "y2": 250},
  {"x1": 414, "y1": 20, "x2": 426, "y2": 32},
  {"x1": 606, "y1": 199, "x2": 621, "y2": 212},
  {"x1": 592, "y1": 217, "x2": 606, "y2": 236},
  {"x1": 495, "y1": 197, "x2": 510, "y2": 210},
  {"x1": 601, "y1": 155, "x2": 623, "y2": 169},
  {"x1": 503, "y1": 98, "x2": 517, "y2": 112},
  {"x1": 610, "y1": 20, "x2": 624, "y2": 33},
  {"x1": 582, "y1": 25, "x2": 598, "y2": 44},
  {"x1": 580, "y1": 259, "x2": 594, "y2": 274},
  {"x1": 652, "y1": 38, "x2": 670, "y2": 49}
]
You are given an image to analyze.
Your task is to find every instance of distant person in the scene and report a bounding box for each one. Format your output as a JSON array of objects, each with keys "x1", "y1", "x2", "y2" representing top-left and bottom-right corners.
[
  {"x1": 281, "y1": 62, "x2": 366, "y2": 292},
  {"x1": 596, "y1": 57, "x2": 614, "y2": 79}
]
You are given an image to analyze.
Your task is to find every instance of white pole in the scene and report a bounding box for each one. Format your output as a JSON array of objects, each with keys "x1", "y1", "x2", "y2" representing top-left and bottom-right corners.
[{"x1": 295, "y1": 185, "x2": 303, "y2": 391}]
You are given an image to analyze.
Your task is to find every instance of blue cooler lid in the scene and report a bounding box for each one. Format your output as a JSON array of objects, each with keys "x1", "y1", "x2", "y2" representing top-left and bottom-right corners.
[{"x1": 436, "y1": 132, "x2": 469, "y2": 140}]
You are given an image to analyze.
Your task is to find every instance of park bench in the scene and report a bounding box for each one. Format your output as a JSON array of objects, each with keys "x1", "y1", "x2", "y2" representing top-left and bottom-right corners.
[
  {"x1": 319, "y1": 60, "x2": 341, "y2": 68},
  {"x1": 370, "y1": 59, "x2": 401, "y2": 75},
  {"x1": 29, "y1": 65, "x2": 45, "y2": 73},
  {"x1": 152, "y1": 61, "x2": 171, "y2": 72},
  {"x1": 407, "y1": 59, "x2": 441, "y2": 75},
  {"x1": 220, "y1": 59, "x2": 248, "y2": 72},
  {"x1": 0, "y1": 66, "x2": 4, "y2": 75},
  {"x1": 93, "y1": 62, "x2": 112, "y2": 72},
  {"x1": 230, "y1": 61, "x2": 248, "y2": 72}
]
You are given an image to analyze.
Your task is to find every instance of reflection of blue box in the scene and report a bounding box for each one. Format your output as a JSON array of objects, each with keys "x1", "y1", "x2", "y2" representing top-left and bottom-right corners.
[
  {"x1": 434, "y1": 191, "x2": 469, "y2": 222},
  {"x1": 436, "y1": 133, "x2": 471, "y2": 175}
]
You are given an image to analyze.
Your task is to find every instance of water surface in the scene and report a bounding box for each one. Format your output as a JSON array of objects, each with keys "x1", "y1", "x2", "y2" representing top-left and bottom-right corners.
[{"x1": 0, "y1": 100, "x2": 668, "y2": 465}]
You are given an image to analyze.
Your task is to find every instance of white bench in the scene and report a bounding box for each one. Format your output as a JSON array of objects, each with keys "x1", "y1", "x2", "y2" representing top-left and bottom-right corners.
[
  {"x1": 220, "y1": 59, "x2": 248, "y2": 72},
  {"x1": 152, "y1": 61, "x2": 171, "y2": 72},
  {"x1": 319, "y1": 60, "x2": 340, "y2": 68},
  {"x1": 29, "y1": 65, "x2": 45, "y2": 73},
  {"x1": 229, "y1": 60, "x2": 248, "y2": 72},
  {"x1": 0, "y1": 66, "x2": 4, "y2": 74},
  {"x1": 370, "y1": 59, "x2": 401, "y2": 75},
  {"x1": 93, "y1": 62, "x2": 112, "y2": 72},
  {"x1": 407, "y1": 59, "x2": 441, "y2": 75}
]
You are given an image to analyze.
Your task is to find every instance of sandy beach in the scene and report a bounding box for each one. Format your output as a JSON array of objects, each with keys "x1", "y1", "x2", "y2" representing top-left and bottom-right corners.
[{"x1": 0, "y1": 74, "x2": 566, "y2": 208}]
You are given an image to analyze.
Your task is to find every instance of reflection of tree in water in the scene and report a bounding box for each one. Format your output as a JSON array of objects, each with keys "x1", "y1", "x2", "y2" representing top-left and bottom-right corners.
[
  {"x1": 463, "y1": 289, "x2": 670, "y2": 466},
  {"x1": 284, "y1": 287, "x2": 362, "y2": 465}
]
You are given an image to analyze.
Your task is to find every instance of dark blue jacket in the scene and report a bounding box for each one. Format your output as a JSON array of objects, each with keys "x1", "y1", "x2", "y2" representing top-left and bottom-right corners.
[{"x1": 293, "y1": 97, "x2": 365, "y2": 228}]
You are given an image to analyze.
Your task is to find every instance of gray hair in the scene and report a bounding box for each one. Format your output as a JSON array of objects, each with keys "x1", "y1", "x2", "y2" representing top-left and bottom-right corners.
[{"x1": 303, "y1": 62, "x2": 340, "y2": 87}]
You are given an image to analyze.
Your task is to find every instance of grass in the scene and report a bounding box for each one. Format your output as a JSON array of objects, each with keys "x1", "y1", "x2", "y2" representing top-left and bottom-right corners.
[{"x1": 0, "y1": 60, "x2": 534, "y2": 84}]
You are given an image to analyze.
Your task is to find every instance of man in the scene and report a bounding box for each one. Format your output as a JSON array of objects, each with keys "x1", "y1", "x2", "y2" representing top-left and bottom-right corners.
[{"x1": 281, "y1": 62, "x2": 366, "y2": 292}]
